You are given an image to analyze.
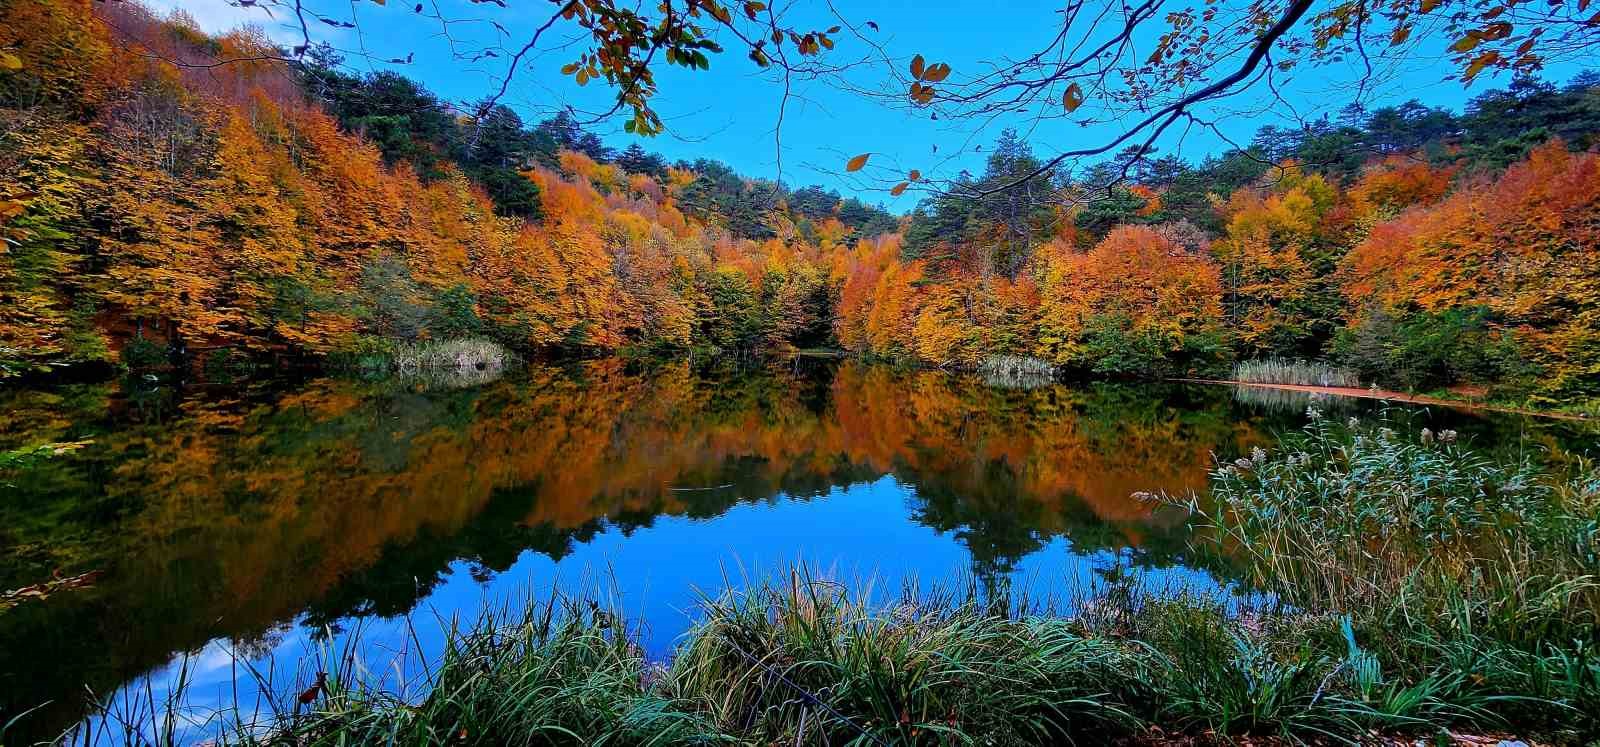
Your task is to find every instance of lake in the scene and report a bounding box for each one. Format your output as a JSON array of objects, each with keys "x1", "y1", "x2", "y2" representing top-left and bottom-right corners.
[{"x1": 1, "y1": 359, "x2": 1594, "y2": 742}]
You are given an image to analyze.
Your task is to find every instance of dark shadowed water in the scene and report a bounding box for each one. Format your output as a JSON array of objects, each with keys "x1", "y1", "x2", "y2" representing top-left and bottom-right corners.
[{"x1": 1, "y1": 359, "x2": 1594, "y2": 742}]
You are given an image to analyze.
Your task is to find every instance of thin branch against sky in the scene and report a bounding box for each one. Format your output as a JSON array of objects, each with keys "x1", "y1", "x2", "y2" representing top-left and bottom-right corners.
[{"x1": 141, "y1": 0, "x2": 1596, "y2": 203}]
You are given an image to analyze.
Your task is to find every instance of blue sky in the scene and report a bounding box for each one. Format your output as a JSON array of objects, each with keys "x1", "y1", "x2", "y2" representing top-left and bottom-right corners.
[{"x1": 152, "y1": 0, "x2": 1587, "y2": 206}]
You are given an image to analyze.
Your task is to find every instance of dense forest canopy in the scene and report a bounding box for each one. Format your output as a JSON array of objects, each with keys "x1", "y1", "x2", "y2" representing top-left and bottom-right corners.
[{"x1": 2, "y1": 0, "x2": 1600, "y2": 409}]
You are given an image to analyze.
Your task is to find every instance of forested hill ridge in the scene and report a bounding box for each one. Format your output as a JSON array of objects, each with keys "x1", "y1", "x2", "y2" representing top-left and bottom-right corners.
[
  {"x1": 3, "y1": 0, "x2": 1600, "y2": 408},
  {"x1": 0, "y1": 0, "x2": 898, "y2": 372}
]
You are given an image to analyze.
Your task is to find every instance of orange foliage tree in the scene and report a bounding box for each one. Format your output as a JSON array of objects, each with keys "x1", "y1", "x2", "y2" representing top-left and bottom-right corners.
[
  {"x1": 1210, "y1": 165, "x2": 1340, "y2": 358},
  {"x1": 1036, "y1": 226, "x2": 1223, "y2": 376},
  {"x1": 1342, "y1": 140, "x2": 1600, "y2": 399}
]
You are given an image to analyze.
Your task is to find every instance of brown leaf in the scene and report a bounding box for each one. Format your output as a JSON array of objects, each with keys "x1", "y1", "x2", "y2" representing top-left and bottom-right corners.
[
  {"x1": 1450, "y1": 34, "x2": 1481, "y2": 53},
  {"x1": 1464, "y1": 50, "x2": 1501, "y2": 79},
  {"x1": 908, "y1": 169, "x2": 921, "y2": 182},
  {"x1": 909, "y1": 54, "x2": 925, "y2": 80},
  {"x1": 1062, "y1": 82, "x2": 1085, "y2": 113},
  {"x1": 889, "y1": 181, "x2": 909, "y2": 196},
  {"x1": 921, "y1": 62, "x2": 951, "y2": 83},
  {"x1": 1480, "y1": 22, "x2": 1512, "y2": 40},
  {"x1": 1389, "y1": 25, "x2": 1411, "y2": 45},
  {"x1": 846, "y1": 153, "x2": 870, "y2": 172}
]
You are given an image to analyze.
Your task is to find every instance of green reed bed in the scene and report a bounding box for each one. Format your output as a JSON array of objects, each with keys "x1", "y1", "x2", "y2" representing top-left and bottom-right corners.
[
  {"x1": 32, "y1": 417, "x2": 1600, "y2": 745},
  {"x1": 1157, "y1": 412, "x2": 1600, "y2": 739}
]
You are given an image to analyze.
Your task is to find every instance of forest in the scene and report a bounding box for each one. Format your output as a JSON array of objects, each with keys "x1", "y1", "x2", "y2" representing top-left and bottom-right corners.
[{"x1": 3, "y1": 0, "x2": 1599, "y2": 410}]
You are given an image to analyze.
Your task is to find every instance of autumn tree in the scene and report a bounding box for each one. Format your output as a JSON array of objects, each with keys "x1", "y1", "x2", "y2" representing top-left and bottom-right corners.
[
  {"x1": 1341, "y1": 140, "x2": 1600, "y2": 399},
  {"x1": 1210, "y1": 165, "x2": 1341, "y2": 358},
  {"x1": 1036, "y1": 226, "x2": 1224, "y2": 376}
]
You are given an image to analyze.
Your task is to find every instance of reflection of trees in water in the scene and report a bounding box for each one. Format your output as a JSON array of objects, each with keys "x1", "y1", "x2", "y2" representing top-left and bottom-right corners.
[
  {"x1": 1230, "y1": 383, "x2": 1357, "y2": 415},
  {"x1": 392, "y1": 362, "x2": 509, "y2": 390},
  {"x1": 0, "y1": 360, "x2": 1458, "y2": 739}
]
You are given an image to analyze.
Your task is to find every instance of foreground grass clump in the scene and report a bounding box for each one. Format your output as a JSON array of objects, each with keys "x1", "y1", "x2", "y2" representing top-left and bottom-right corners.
[
  {"x1": 668, "y1": 577, "x2": 1152, "y2": 743},
  {"x1": 43, "y1": 419, "x2": 1600, "y2": 745},
  {"x1": 1158, "y1": 413, "x2": 1600, "y2": 739},
  {"x1": 120, "y1": 598, "x2": 724, "y2": 746},
  {"x1": 1232, "y1": 358, "x2": 1361, "y2": 388}
]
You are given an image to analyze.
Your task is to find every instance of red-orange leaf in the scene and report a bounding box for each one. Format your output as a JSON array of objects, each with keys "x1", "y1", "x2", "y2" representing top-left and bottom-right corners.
[
  {"x1": 846, "y1": 153, "x2": 870, "y2": 172},
  {"x1": 890, "y1": 181, "x2": 909, "y2": 196},
  {"x1": 909, "y1": 54, "x2": 925, "y2": 80}
]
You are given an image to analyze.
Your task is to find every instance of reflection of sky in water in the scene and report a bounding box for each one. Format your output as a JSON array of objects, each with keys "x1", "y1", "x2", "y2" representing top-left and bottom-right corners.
[{"x1": 122, "y1": 474, "x2": 1225, "y2": 743}]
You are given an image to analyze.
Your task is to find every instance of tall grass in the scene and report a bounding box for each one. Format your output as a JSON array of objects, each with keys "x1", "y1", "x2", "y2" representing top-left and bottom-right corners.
[
  {"x1": 391, "y1": 338, "x2": 512, "y2": 374},
  {"x1": 667, "y1": 574, "x2": 1149, "y2": 743},
  {"x1": 976, "y1": 355, "x2": 1057, "y2": 389},
  {"x1": 25, "y1": 420, "x2": 1600, "y2": 745},
  {"x1": 1156, "y1": 413, "x2": 1600, "y2": 738},
  {"x1": 1232, "y1": 358, "x2": 1361, "y2": 388}
]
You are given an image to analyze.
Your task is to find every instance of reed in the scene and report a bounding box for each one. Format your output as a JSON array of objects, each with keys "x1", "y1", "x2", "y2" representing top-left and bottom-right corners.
[
  {"x1": 1231, "y1": 358, "x2": 1361, "y2": 388},
  {"x1": 390, "y1": 338, "x2": 512, "y2": 373},
  {"x1": 976, "y1": 355, "x2": 1057, "y2": 389},
  {"x1": 1155, "y1": 412, "x2": 1600, "y2": 737}
]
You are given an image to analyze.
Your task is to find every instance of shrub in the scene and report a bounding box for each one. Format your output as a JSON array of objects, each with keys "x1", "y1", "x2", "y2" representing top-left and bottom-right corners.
[{"x1": 1334, "y1": 306, "x2": 1527, "y2": 391}]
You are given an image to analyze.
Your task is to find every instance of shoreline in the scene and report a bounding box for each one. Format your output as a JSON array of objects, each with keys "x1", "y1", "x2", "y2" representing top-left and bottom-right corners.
[{"x1": 1174, "y1": 378, "x2": 1593, "y2": 422}]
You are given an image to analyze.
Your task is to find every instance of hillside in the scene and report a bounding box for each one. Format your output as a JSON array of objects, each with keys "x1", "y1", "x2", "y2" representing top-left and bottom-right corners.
[{"x1": 3, "y1": 0, "x2": 1600, "y2": 408}]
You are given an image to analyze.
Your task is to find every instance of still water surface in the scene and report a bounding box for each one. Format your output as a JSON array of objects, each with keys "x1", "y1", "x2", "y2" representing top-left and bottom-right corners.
[{"x1": 1, "y1": 359, "x2": 1593, "y2": 741}]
